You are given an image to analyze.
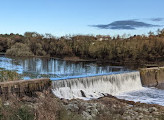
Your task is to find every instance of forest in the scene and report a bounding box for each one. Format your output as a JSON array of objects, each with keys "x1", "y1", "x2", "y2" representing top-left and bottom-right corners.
[{"x1": 0, "y1": 29, "x2": 164, "y2": 64}]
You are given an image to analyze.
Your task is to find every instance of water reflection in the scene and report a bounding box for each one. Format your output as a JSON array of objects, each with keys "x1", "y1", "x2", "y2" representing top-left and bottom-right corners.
[{"x1": 0, "y1": 56, "x2": 128, "y2": 79}]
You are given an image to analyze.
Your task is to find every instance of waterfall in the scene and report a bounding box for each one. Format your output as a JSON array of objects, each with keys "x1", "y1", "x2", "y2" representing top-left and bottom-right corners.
[{"x1": 52, "y1": 71, "x2": 143, "y2": 99}]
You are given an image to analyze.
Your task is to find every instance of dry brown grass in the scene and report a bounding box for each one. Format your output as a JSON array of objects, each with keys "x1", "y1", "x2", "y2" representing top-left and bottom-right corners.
[{"x1": 35, "y1": 94, "x2": 60, "y2": 120}]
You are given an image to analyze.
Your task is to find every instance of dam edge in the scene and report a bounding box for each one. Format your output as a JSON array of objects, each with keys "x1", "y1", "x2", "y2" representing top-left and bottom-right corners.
[{"x1": 140, "y1": 67, "x2": 164, "y2": 89}]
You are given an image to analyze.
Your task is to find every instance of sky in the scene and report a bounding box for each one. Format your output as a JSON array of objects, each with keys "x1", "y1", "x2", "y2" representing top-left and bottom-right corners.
[{"x1": 0, "y1": 0, "x2": 164, "y2": 37}]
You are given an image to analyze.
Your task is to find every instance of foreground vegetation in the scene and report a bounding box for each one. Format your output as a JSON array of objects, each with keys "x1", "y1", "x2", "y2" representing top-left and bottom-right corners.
[
  {"x1": 0, "y1": 91, "x2": 59, "y2": 120},
  {"x1": 0, "y1": 90, "x2": 164, "y2": 120},
  {"x1": 0, "y1": 29, "x2": 164, "y2": 64},
  {"x1": 0, "y1": 69, "x2": 21, "y2": 82}
]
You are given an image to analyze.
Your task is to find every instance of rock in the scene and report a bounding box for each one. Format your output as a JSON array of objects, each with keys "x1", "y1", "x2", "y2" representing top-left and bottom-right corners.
[
  {"x1": 142, "y1": 108, "x2": 149, "y2": 113},
  {"x1": 82, "y1": 111, "x2": 93, "y2": 120},
  {"x1": 96, "y1": 103, "x2": 105, "y2": 110},
  {"x1": 148, "y1": 107, "x2": 158, "y2": 113},
  {"x1": 124, "y1": 116, "x2": 131, "y2": 120},
  {"x1": 4, "y1": 101, "x2": 9, "y2": 106},
  {"x1": 60, "y1": 94, "x2": 164, "y2": 120},
  {"x1": 110, "y1": 107, "x2": 115, "y2": 112},
  {"x1": 91, "y1": 113, "x2": 96, "y2": 118},
  {"x1": 86, "y1": 105, "x2": 93, "y2": 110},
  {"x1": 66, "y1": 103, "x2": 79, "y2": 112},
  {"x1": 86, "y1": 108, "x2": 91, "y2": 113},
  {"x1": 138, "y1": 113, "x2": 144, "y2": 119},
  {"x1": 134, "y1": 107, "x2": 147, "y2": 112},
  {"x1": 153, "y1": 112, "x2": 160, "y2": 115},
  {"x1": 80, "y1": 90, "x2": 86, "y2": 97},
  {"x1": 61, "y1": 98, "x2": 69, "y2": 105},
  {"x1": 82, "y1": 103, "x2": 89, "y2": 108},
  {"x1": 91, "y1": 108, "x2": 98, "y2": 115},
  {"x1": 154, "y1": 118, "x2": 160, "y2": 120},
  {"x1": 21, "y1": 96, "x2": 36, "y2": 103},
  {"x1": 35, "y1": 92, "x2": 45, "y2": 98}
]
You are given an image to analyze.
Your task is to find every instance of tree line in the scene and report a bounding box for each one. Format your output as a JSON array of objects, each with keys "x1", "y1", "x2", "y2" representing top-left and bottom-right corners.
[{"x1": 1, "y1": 30, "x2": 164, "y2": 63}]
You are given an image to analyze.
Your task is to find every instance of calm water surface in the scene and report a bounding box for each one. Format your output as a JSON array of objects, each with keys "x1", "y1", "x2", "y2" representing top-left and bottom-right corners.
[{"x1": 0, "y1": 56, "x2": 129, "y2": 79}]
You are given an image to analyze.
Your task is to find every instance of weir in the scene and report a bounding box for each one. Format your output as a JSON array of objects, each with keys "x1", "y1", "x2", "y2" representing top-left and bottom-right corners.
[
  {"x1": 0, "y1": 78, "x2": 50, "y2": 99},
  {"x1": 51, "y1": 71, "x2": 143, "y2": 99},
  {"x1": 140, "y1": 67, "x2": 164, "y2": 88},
  {"x1": 1, "y1": 67, "x2": 163, "y2": 100}
]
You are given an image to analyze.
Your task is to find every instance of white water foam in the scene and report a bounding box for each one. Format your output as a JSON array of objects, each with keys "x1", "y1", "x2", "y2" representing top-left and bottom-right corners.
[
  {"x1": 52, "y1": 71, "x2": 144, "y2": 99},
  {"x1": 117, "y1": 87, "x2": 164, "y2": 106}
]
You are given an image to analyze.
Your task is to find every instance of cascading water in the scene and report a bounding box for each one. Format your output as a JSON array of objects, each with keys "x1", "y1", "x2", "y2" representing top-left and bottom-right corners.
[{"x1": 52, "y1": 71, "x2": 144, "y2": 99}]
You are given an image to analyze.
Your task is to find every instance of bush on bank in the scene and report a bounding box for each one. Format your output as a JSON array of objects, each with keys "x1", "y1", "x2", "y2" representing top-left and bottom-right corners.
[
  {"x1": 6, "y1": 43, "x2": 34, "y2": 57},
  {"x1": 0, "y1": 70, "x2": 21, "y2": 82}
]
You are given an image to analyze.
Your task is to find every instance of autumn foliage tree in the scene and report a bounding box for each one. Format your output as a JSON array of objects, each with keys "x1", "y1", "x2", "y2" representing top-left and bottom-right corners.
[{"x1": 1, "y1": 29, "x2": 164, "y2": 63}]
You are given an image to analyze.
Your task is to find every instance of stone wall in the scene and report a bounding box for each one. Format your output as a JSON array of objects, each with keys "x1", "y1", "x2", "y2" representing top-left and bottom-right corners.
[
  {"x1": 140, "y1": 67, "x2": 164, "y2": 88},
  {"x1": 0, "y1": 78, "x2": 51, "y2": 99}
]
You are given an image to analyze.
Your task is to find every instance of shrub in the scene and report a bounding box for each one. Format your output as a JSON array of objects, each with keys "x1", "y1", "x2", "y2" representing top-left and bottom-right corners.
[
  {"x1": 6, "y1": 43, "x2": 34, "y2": 57},
  {"x1": 0, "y1": 70, "x2": 21, "y2": 82}
]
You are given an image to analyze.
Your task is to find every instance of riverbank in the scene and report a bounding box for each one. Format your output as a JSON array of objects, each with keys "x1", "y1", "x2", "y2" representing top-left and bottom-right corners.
[
  {"x1": 4, "y1": 54, "x2": 164, "y2": 71},
  {"x1": 1, "y1": 90, "x2": 164, "y2": 120}
]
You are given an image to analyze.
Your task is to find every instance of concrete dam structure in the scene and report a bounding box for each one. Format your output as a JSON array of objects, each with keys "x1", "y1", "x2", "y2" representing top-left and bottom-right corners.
[
  {"x1": 0, "y1": 78, "x2": 51, "y2": 99},
  {"x1": 1, "y1": 67, "x2": 164, "y2": 101},
  {"x1": 52, "y1": 67, "x2": 164, "y2": 100},
  {"x1": 52, "y1": 71, "x2": 143, "y2": 99},
  {"x1": 140, "y1": 67, "x2": 164, "y2": 89}
]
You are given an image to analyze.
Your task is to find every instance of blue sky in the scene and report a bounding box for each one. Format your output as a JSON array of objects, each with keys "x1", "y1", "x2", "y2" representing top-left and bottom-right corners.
[{"x1": 0, "y1": 0, "x2": 164, "y2": 36}]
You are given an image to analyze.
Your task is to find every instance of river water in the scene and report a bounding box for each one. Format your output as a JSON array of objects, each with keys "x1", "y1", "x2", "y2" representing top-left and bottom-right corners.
[
  {"x1": 0, "y1": 56, "x2": 164, "y2": 106},
  {"x1": 0, "y1": 56, "x2": 128, "y2": 79},
  {"x1": 117, "y1": 87, "x2": 164, "y2": 106}
]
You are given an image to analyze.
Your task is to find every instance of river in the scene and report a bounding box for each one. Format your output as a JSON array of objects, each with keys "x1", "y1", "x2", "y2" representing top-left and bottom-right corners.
[
  {"x1": 0, "y1": 55, "x2": 129, "y2": 79},
  {"x1": 0, "y1": 55, "x2": 164, "y2": 106}
]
